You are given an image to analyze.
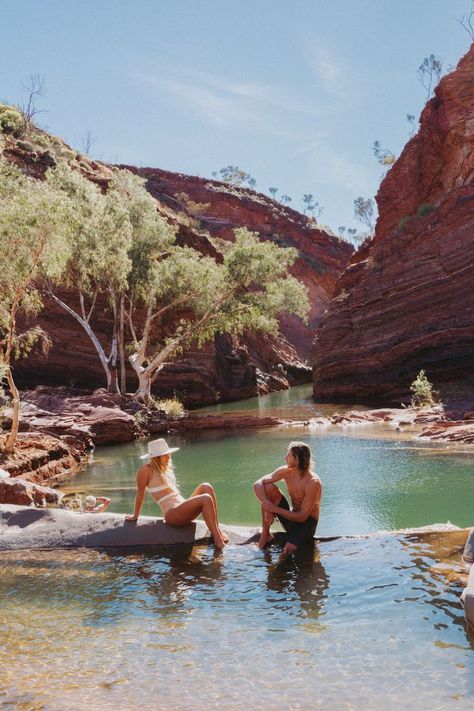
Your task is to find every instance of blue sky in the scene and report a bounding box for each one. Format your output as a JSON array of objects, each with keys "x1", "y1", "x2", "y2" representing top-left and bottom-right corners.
[{"x1": 0, "y1": 1, "x2": 472, "y2": 230}]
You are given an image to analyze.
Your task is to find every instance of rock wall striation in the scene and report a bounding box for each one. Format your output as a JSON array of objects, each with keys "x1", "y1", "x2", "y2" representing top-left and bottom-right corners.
[{"x1": 313, "y1": 44, "x2": 474, "y2": 404}]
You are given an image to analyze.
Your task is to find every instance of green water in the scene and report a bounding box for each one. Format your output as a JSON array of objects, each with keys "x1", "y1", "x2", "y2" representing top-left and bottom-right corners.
[
  {"x1": 73, "y1": 385, "x2": 474, "y2": 534},
  {"x1": 2, "y1": 385, "x2": 474, "y2": 709}
]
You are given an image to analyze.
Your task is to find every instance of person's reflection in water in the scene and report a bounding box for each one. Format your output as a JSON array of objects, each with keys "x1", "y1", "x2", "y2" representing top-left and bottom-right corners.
[
  {"x1": 129, "y1": 544, "x2": 225, "y2": 622},
  {"x1": 264, "y1": 541, "x2": 330, "y2": 622}
]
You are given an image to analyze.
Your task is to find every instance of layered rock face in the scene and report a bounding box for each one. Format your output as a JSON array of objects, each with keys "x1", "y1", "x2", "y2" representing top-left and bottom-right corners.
[
  {"x1": 6, "y1": 132, "x2": 352, "y2": 406},
  {"x1": 313, "y1": 44, "x2": 474, "y2": 404}
]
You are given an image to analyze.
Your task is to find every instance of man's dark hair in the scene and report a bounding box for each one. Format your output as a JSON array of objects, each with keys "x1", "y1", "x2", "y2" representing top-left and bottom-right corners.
[{"x1": 289, "y1": 441, "x2": 312, "y2": 474}]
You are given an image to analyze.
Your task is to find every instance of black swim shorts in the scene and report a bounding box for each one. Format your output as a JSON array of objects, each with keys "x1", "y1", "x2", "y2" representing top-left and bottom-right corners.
[{"x1": 275, "y1": 494, "x2": 318, "y2": 548}]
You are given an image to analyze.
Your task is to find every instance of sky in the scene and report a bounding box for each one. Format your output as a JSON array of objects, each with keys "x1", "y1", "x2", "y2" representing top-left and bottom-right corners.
[{"x1": 0, "y1": 0, "x2": 472, "y2": 231}]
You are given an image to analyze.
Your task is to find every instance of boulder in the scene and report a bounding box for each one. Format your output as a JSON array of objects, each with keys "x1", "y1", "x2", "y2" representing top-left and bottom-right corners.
[{"x1": 0, "y1": 478, "x2": 61, "y2": 507}]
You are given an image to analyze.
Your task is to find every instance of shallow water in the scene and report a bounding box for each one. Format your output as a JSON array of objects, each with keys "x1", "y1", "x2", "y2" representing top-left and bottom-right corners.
[
  {"x1": 3, "y1": 385, "x2": 474, "y2": 709},
  {"x1": 0, "y1": 532, "x2": 472, "y2": 710},
  {"x1": 73, "y1": 385, "x2": 474, "y2": 534}
]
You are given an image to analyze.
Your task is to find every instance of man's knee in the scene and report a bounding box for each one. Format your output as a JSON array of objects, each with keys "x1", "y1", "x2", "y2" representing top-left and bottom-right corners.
[{"x1": 263, "y1": 482, "x2": 281, "y2": 504}]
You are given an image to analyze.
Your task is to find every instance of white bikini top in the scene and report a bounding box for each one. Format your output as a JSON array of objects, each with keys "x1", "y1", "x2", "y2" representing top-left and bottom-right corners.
[{"x1": 147, "y1": 483, "x2": 180, "y2": 506}]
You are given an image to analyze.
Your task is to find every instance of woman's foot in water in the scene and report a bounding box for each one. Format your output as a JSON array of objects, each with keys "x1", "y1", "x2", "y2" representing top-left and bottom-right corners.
[{"x1": 219, "y1": 528, "x2": 230, "y2": 544}]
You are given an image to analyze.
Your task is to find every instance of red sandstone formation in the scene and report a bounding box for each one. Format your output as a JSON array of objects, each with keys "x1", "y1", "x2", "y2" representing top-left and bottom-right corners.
[
  {"x1": 4, "y1": 129, "x2": 352, "y2": 406},
  {"x1": 313, "y1": 44, "x2": 474, "y2": 405},
  {"x1": 0, "y1": 433, "x2": 85, "y2": 486},
  {"x1": 0, "y1": 477, "x2": 61, "y2": 507}
]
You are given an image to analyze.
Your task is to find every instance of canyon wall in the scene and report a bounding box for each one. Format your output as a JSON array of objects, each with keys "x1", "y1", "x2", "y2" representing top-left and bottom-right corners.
[
  {"x1": 313, "y1": 44, "x2": 474, "y2": 405},
  {"x1": 3, "y1": 130, "x2": 352, "y2": 406}
]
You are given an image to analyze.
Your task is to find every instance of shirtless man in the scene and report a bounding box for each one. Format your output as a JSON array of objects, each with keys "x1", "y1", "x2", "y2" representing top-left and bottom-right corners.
[{"x1": 253, "y1": 441, "x2": 322, "y2": 556}]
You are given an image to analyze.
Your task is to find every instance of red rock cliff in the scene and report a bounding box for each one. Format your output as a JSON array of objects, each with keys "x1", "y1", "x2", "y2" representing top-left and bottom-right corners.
[
  {"x1": 3, "y1": 131, "x2": 352, "y2": 406},
  {"x1": 313, "y1": 44, "x2": 474, "y2": 404}
]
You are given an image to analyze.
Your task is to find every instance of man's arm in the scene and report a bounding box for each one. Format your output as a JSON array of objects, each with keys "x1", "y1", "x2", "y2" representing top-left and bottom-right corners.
[
  {"x1": 263, "y1": 479, "x2": 321, "y2": 522},
  {"x1": 253, "y1": 467, "x2": 287, "y2": 503}
]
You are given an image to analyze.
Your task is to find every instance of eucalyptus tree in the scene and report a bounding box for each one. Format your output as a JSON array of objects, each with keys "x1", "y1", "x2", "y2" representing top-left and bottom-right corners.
[
  {"x1": 0, "y1": 159, "x2": 73, "y2": 452},
  {"x1": 47, "y1": 163, "x2": 133, "y2": 394},
  {"x1": 126, "y1": 227, "x2": 309, "y2": 403}
]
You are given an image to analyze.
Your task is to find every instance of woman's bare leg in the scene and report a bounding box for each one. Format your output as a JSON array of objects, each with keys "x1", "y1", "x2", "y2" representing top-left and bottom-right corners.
[
  {"x1": 258, "y1": 482, "x2": 282, "y2": 549},
  {"x1": 165, "y1": 494, "x2": 226, "y2": 549},
  {"x1": 191, "y1": 483, "x2": 229, "y2": 543}
]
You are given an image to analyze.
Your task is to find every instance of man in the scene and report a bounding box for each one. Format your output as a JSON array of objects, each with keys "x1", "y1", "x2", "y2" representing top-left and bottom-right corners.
[{"x1": 253, "y1": 441, "x2": 322, "y2": 556}]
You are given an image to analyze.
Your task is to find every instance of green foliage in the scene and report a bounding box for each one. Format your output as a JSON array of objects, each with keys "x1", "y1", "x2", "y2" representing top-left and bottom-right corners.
[
  {"x1": 155, "y1": 397, "x2": 185, "y2": 417},
  {"x1": 0, "y1": 104, "x2": 23, "y2": 134},
  {"x1": 416, "y1": 203, "x2": 436, "y2": 218},
  {"x1": 33, "y1": 133, "x2": 50, "y2": 147},
  {"x1": 47, "y1": 162, "x2": 134, "y2": 297},
  {"x1": 410, "y1": 369, "x2": 435, "y2": 407},
  {"x1": 418, "y1": 54, "x2": 443, "y2": 100},
  {"x1": 0, "y1": 159, "x2": 74, "y2": 341},
  {"x1": 302, "y1": 194, "x2": 322, "y2": 217},
  {"x1": 212, "y1": 166, "x2": 255, "y2": 187},
  {"x1": 354, "y1": 196, "x2": 375, "y2": 233},
  {"x1": 373, "y1": 140, "x2": 396, "y2": 167},
  {"x1": 398, "y1": 215, "x2": 412, "y2": 230}
]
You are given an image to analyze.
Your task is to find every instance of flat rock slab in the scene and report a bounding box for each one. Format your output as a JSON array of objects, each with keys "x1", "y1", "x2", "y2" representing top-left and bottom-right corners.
[
  {"x1": 0, "y1": 505, "x2": 467, "y2": 552},
  {"x1": 0, "y1": 505, "x2": 258, "y2": 550}
]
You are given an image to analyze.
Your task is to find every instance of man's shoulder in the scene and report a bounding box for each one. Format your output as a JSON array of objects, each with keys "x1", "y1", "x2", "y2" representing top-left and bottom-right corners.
[{"x1": 308, "y1": 473, "x2": 322, "y2": 489}]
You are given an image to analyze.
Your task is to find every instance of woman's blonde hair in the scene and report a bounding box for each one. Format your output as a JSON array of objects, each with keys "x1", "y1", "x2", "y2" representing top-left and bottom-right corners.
[{"x1": 150, "y1": 454, "x2": 180, "y2": 492}]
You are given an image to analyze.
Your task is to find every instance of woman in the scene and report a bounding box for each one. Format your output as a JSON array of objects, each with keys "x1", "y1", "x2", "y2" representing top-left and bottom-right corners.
[
  {"x1": 253, "y1": 441, "x2": 322, "y2": 555},
  {"x1": 126, "y1": 438, "x2": 228, "y2": 549}
]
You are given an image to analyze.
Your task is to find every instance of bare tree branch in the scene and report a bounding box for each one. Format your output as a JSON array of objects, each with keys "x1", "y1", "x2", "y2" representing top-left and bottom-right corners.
[{"x1": 20, "y1": 73, "x2": 46, "y2": 131}]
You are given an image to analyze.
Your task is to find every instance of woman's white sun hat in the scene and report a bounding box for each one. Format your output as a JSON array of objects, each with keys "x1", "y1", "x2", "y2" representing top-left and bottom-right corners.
[{"x1": 140, "y1": 438, "x2": 180, "y2": 459}]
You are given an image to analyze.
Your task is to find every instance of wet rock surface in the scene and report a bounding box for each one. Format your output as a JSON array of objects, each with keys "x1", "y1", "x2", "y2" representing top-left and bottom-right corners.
[{"x1": 0, "y1": 503, "x2": 464, "y2": 551}]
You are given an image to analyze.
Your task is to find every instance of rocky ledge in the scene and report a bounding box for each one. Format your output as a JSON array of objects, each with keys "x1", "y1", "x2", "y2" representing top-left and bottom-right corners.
[
  {"x1": 0, "y1": 432, "x2": 85, "y2": 486},
  {"x1": 0, "y1": 504, "x2": 466, "y2": 551}
]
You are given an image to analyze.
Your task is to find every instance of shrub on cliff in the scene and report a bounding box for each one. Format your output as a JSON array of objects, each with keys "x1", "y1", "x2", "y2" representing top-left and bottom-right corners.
[
  {"x1": 0, "y1": 104, "x2": 23, "y2": 135},
  {"x1": 410, "y1": 369, "x2": 435, "y2": 407}
]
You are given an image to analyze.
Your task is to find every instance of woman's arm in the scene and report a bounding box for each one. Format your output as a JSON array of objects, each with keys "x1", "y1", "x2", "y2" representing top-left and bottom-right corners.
[
  {"x1": 253, "y1": 467, "x2": 287, "y2": 503},
  {"x1": 94, "y1": 497, "x2": 111, "y2": 513},
  {"x1": 263, "y1": 480, "x2": 321, "y2": 522},
  {"x1": 125, "y1": 468, "x2": 148, "y2": 521}
]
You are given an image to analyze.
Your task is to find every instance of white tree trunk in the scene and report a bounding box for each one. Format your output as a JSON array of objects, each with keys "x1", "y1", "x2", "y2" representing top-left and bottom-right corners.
[
  {"x1": 129, "y1": 353, "x2": 152, "y2": 403},
  {"x1": 49, "y1": 292, "x2": 113, "y2": 390},
  {"x1": 4, "y1": 366, "x2": 20, "y2": 453}
]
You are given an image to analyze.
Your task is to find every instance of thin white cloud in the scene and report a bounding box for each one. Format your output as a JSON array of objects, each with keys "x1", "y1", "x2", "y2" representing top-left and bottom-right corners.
[
  {"x1": 129, "y1": 66, "x2": 322, "y2": 137},
  {"x1": 299, "y1": 137, "x2": 373, "y2": 194},
  {"x1": 305, "y1": 36, "x2": 356, "y2": 100}
]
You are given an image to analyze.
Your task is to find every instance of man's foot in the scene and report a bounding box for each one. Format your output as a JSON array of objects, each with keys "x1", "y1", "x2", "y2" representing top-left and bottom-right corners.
[
  {"x1": 257, "y1": 529, "x2": 274, "y2": 549},
  {"x1": 281, "y1": 542, "x2": 297, "y2": 557}
]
